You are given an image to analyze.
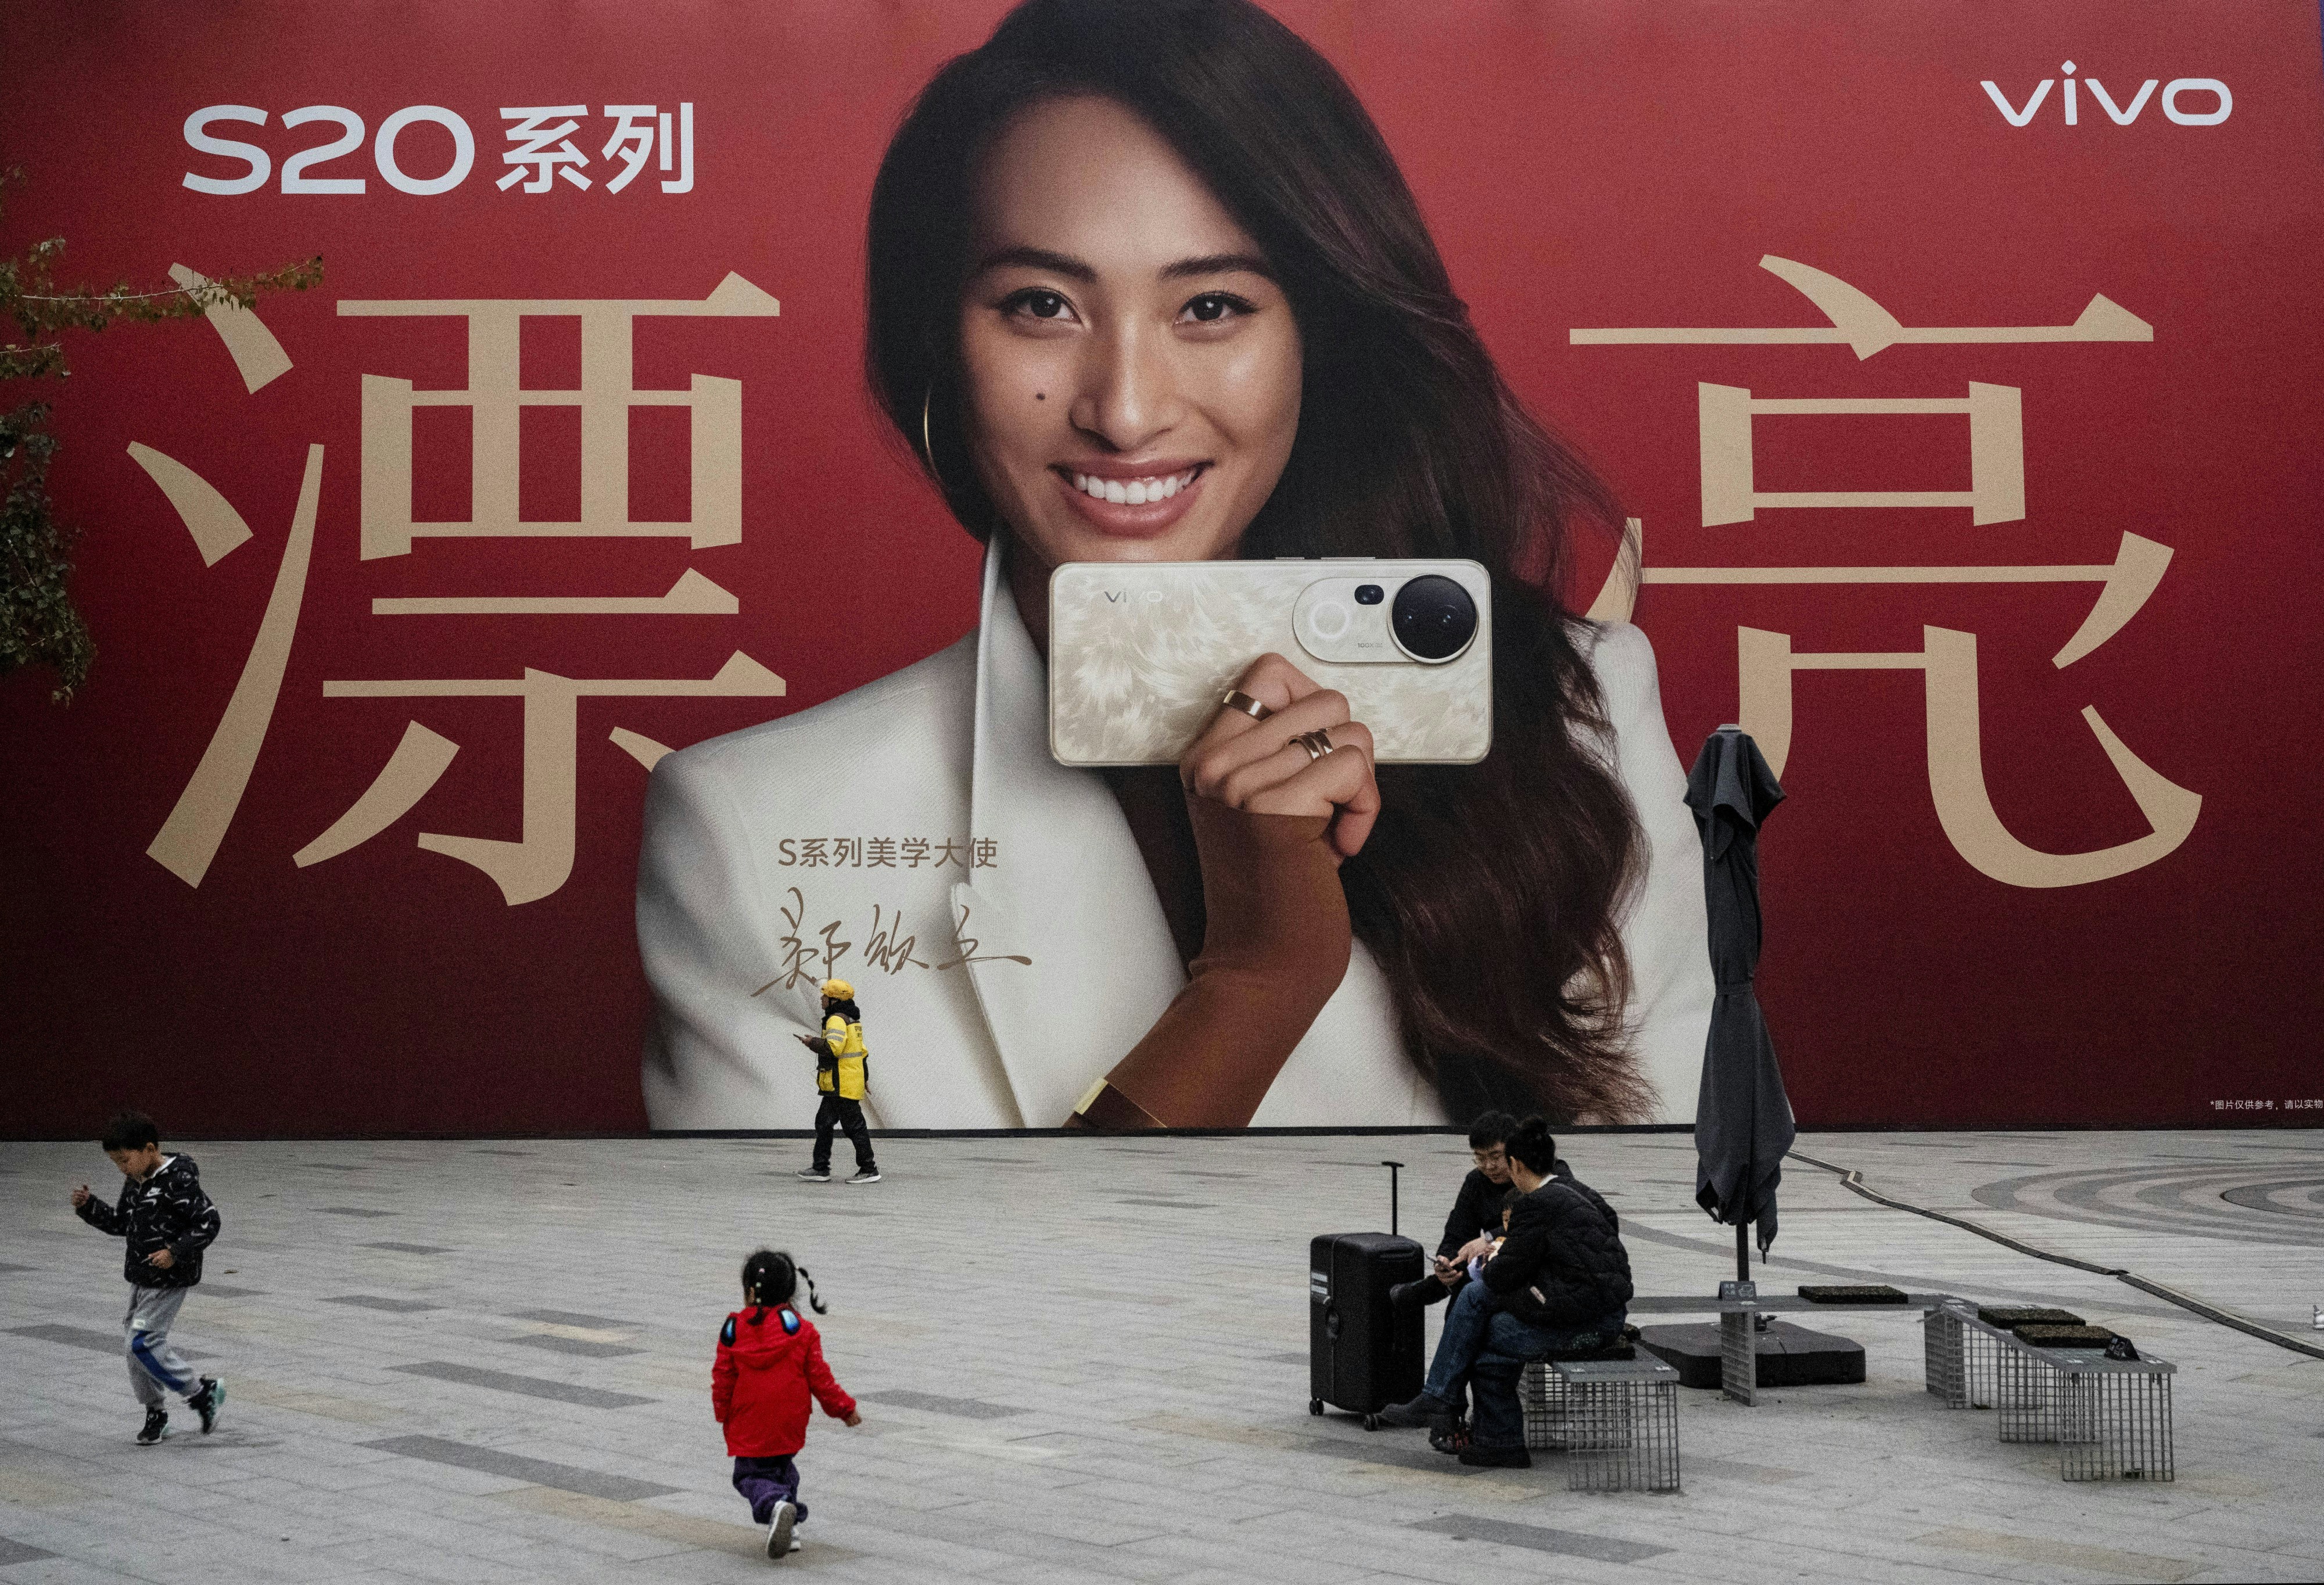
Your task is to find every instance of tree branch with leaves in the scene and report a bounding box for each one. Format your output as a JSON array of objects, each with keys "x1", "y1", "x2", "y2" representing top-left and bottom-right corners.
[{"x1": 2, "y1": 166, "x2": 320, "y2": 702}]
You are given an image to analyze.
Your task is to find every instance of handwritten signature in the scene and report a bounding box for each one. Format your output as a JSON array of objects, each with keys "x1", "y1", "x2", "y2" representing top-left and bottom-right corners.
[{"x1": 749, "y1": 887, "x2": 1030, "y2": 998}]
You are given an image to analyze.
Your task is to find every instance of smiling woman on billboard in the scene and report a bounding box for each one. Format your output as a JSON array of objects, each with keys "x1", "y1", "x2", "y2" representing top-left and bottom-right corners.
[{"x1": 636, "y1": 0, "x2": 1712, "y2": 1131}]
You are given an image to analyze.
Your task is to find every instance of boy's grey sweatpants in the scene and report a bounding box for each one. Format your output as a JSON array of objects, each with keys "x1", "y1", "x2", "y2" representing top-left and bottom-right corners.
[{"x1": 123, "y1": 1286, "x2": 202, "y2": 1407}]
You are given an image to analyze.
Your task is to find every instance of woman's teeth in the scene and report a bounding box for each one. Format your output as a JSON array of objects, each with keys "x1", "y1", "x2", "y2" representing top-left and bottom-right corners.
[{"x1": 1071, "y1": 469, "x2": 1195, "y2": 505}]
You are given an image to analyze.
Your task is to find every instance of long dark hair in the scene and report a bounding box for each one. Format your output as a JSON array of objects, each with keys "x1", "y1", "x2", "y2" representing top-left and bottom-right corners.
[{"x1": 866, "y1": 0, "x2": 1647, "y2": 1123}]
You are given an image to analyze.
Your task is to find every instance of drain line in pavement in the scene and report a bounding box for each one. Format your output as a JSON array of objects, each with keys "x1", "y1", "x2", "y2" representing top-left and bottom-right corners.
[{"x1": 1785, "y1": 1149, "x2": 2324, "y2": 1363}]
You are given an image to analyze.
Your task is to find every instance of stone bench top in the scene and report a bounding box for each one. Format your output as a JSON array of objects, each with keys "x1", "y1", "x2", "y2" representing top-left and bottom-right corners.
[{"x1": 1629, "y1": 1292, "x2": 1956, "y2": 1314}]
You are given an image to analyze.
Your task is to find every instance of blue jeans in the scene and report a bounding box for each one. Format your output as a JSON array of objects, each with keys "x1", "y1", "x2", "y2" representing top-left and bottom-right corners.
[
  {"x1": 1470, "y1": 1313, "x2": 1630, "y2": 1451},
  {"x1": 1423, "y1": 1278, "x2": 1567, "y2": 1405}
]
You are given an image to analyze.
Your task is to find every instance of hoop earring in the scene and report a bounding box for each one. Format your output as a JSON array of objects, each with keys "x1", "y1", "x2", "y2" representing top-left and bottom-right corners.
[{"x1": 919, "y1": 384, "x2": 946, "y2": 493}]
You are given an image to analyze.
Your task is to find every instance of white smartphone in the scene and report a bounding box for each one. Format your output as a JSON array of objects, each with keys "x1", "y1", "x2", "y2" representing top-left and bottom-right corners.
[{"x1": 1048, "y1": 558, "x2": 1493, "y2": 766}]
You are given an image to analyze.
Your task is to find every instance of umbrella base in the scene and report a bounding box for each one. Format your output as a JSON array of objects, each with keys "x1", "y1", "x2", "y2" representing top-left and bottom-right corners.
[{"x1": 1637, "y1": 1321, "x2": 1866, "y2": 1389}]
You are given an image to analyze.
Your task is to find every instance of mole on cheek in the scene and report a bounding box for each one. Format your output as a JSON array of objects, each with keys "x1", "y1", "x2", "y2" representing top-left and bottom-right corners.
[{"x1": 1035, "y1": 392, "x2": 1045, "y2": 400}]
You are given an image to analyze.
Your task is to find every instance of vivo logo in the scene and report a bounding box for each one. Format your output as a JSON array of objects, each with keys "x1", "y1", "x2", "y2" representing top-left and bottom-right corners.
[{"x1": 1982, "y1": 63, "x2": 2231, "y2": 127}]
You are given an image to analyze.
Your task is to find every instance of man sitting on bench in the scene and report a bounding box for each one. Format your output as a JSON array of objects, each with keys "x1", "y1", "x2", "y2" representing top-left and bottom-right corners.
[
  {"x1": 1389, "y1": 1110, "x2": 1518, "y2": 1318},
  {"x1": 1377, "y1": 1116, "x2": 1633, "y2": 1467}
]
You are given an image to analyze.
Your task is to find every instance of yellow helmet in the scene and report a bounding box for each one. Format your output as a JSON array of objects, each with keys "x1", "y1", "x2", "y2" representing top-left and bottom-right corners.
[{"x1": 820, "y1": 978, "x2": 855, "y2": 1001}]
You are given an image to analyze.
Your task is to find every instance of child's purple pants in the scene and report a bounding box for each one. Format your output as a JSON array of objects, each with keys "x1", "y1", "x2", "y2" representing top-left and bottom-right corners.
[{"x1": 732, "y1": 1455, "x2": 804, "y2": 1524}]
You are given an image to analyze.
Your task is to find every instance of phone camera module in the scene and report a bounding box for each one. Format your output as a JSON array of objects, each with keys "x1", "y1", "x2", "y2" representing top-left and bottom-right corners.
[
  {"x1": 1390, "y1": 575, "x2": 1477, "y2": 662},
  {"x1": 1353, "y1": 583, "x2": 1385, "y2": 606}
]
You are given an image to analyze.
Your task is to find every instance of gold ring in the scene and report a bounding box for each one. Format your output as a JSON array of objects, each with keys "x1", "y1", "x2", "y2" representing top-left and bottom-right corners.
[
  {"x1": 1219, "y1": 689, "x2": 1272, "y2": 722},
  {"x1": 1297, "y1": 728, "x2": 1335, "y2": 761}
]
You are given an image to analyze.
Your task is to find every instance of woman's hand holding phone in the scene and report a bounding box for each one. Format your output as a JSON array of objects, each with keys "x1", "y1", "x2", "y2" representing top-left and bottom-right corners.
[
  {"x1": 1089, "y1": 652, "x2": 1363, "y2": 1127},
  {"x1": 1180, "y1": 652, "x2": 1379, "y2": 862}
]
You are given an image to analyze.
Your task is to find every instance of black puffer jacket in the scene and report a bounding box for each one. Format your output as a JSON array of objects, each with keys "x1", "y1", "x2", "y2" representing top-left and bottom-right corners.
[
  {"x1": 1479, "y1": 1161, "x2": 1632, "y2": 1331},
  {"x1": 76, "y1": 1153, "x2": 221, "y2": 1289}
]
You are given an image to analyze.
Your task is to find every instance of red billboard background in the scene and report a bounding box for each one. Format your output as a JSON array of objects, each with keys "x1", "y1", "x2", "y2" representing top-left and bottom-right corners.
[{"x1": 4, "y1": 1, "x2": 2320, "y2": 1135}]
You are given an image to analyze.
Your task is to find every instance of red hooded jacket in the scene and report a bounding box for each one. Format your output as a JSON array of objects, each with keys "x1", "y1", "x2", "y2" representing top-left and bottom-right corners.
[{"x1": 712, "y1": 1304, "x2": 856, "y2": 1457}]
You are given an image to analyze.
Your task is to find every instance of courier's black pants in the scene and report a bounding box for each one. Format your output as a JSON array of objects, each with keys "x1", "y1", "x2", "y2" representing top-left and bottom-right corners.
[{"x1": 812, "y1": 1096, "x2": 876, "y2": 1173}]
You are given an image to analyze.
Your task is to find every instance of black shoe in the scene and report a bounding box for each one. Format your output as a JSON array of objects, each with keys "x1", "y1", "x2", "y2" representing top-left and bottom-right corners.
[
  {"x1": 188, "y1": 1376, "x2": 224, "y2": 1434},
  {"x1": 795, "y1": 1167, "x2": 832, "y2": 1182},
  {"x1": 1458, "y1": 1443, "x2": 1531, "y2": 1469},
  {"x1": 845, "y1": 1168, "x2": 881, "y2": 1185},
  {"x1": 136, "y1": 1407, "x2": 169, "y2": 1446},
  {"x1": 1428, "y1": 1414, "x2": 1471, "y2": 1455},
  {"x1": 1374, "y1": 1392, "x2": 1453, "y2": 1429}
]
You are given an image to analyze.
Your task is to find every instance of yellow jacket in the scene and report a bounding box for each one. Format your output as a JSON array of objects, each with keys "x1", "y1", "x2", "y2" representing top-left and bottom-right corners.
[{"x1": 816, "y1": 1014, "x2": 867, "y2": 1100}]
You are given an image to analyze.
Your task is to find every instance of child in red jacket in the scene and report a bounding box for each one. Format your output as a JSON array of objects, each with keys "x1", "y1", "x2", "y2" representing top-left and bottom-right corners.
[{"x1": 713, "y1": 1249, "x2": 861, "y2": 1561}]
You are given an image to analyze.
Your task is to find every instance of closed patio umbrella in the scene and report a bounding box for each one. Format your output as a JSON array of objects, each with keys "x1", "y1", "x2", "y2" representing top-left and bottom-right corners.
[{"x1": 1686, "y1": 725, "x2": 1795, "y2": 1280}]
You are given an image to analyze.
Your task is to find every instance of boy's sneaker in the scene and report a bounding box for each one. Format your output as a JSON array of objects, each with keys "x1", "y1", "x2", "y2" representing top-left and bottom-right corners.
[
  {"x1": 846, "y1": 1168, "x2": 881, "y2": 1185},
  {"x1": 795, "y1": 1167, "x2": 832, "y2": 1182},
  {"x1": 765, "y1": 1499, "x2": 796, "y2": 1561},
  {"x1": 189, "y1": 1376, "x2": 225, "y2": 1434},
  {"x1": 135, "y1": 1407, "x2": 169, "y2": 1445}
]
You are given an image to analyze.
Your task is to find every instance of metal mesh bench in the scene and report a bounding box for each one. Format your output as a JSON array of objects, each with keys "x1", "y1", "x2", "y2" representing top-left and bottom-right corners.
[
  {"x1": 1924, "y1": 1303, "x2": 2174, "y2": 1480},
  {"x1": 1518, "y1": 1356, "x2": 1683, "y2": 1492}
]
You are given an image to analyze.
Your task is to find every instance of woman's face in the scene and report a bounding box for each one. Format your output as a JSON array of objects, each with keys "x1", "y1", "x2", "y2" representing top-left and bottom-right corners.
[{"x1": 959, "y1": 95, "x2": 1303, "y2": 572}]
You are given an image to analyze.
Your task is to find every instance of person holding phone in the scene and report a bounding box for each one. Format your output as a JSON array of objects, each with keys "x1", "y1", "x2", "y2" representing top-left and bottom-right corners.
[
  {"x1": 1391, "y1": 1113, "x2": 1519, "y2": 1318},
  {"x1": 637, "y1": 0, "x2": 1712, "y2": 1132}
]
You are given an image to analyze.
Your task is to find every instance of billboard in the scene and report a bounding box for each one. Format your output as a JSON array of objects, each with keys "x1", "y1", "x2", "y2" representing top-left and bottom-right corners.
[{"x1": 3, "y1": 1, "x2": 2319, "y2": 1135}]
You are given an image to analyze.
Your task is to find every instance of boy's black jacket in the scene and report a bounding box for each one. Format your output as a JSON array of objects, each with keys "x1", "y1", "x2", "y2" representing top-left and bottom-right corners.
[
  {"x1": 1479, "y1": 1161, "x2": 1634, "y2": 1330},
  {"x1": 76, "y1": 1153, "x2": 221, "y2": 1289},
  {"x1": 1436, "y1": 1167, "x2": 1514, "y2": 1260}
]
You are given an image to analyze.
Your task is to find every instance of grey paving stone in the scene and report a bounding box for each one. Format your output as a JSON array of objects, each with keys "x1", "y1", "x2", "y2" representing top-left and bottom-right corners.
[
  {"x1": 389, "y1": 1363, "x2": 655, "y2": 1410},
  {"x1": 9, "y1": 1129, "x2": 2324, "y2": 1584},
  {"x1": 361, "y1": 1436, "x2": 677, "y2": 1501},
  {"x1": 361, "y1": 1243, "x2": 453, "y2": 1254},
  {"x1": 0, "y1": 1536, "x2": 60, "y2": 1564},
  {"x1": 856, "y1": 1390, "x2": 1029, "y2": 1421},
  {"x1": 508, "y1": 1334, "x2": 641, "y2": 1359},
  {"x1": 1410, "y1": 1513, "x2": 1673, "y2": 1563},
  {"x1": 323, "y1": 1297, "x2": 443, "y2": 1314},
  {"x1": 191, "y1": 1285, "x2": 267, "y2": 1298},
  {"x1": 313, "y1": 1208, "x2": 395, "y2": 1218},
  {"x1": 505, "y1": 1310, "x2": 636, "y2": 1330},
  {"x1": 6, "y1": 1324, "x2": 208, "y2": 1360}
]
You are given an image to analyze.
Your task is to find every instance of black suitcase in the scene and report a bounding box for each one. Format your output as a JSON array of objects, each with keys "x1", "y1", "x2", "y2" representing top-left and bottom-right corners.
[{"x1": 1308, "y1": 1230, "x2": 1425, "y2": 1428}]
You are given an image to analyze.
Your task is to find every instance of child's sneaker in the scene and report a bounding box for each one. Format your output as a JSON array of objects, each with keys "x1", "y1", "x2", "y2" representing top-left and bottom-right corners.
[
  {"x1": 135, "y1": 1407, "x2": 170, "y2": 1445},
  {"x1": 846, "y1": 1168, "x2": 881, "y2": 1185},
  {"x1": 765, "y1": 1498, "x2": 796, "y2": 1560},
  {"x1": 795, "y1": 1167, "x2": 831, "y2": 1183},
  {"x1": 189, "y1": 1376, "x2": 225, "y2": 1434}
]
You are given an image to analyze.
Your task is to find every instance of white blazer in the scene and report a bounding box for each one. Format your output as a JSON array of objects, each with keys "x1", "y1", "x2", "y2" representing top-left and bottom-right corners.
[{"x1": 638, "y1": 544, "x2": 1713, "y2": 1130}]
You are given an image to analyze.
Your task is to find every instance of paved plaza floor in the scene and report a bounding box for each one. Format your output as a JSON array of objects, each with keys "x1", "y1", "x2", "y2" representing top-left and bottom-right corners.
[{"x1": 4, "y1": 1128, "x2": 2321, "y2": 1584}]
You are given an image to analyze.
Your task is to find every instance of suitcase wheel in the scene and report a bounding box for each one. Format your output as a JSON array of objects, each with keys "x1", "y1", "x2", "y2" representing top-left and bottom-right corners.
[
  {"x1": 1362, "y1": 1413, "x2": 1380, "y2": 1432},
  {"x1": 1308, "y1": 1398, "x2": 1322, "y2": 1416}
]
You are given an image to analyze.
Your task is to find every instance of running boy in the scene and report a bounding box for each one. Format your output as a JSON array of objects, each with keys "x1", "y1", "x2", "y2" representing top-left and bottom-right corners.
[
  {"x1": 70, "y1": 1111, "x2": 224, "y2": 1444},
  {"x1": 712, "y1": 1249, "x2": 862, "y2": 1562}
]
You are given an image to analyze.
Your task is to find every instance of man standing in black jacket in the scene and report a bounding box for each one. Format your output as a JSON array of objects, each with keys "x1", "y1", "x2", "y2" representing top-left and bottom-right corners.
[
  {"x1": 71, "y1": 1112, "x2": 225, "y2": 1444},
  {"x1": 1377, "y1": 1117, "x2": 1631, "y2": 1465}
]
